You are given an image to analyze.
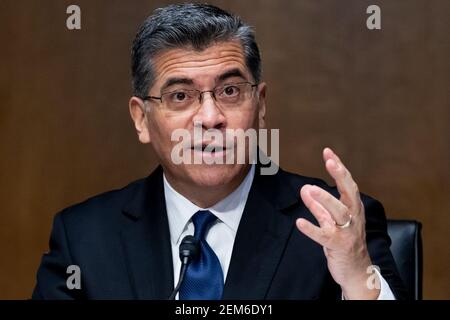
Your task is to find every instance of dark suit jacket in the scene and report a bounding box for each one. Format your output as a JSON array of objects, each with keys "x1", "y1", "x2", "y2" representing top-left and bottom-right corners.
[{"x1": 32, "y1": 165, "x2": 407, "y2": 299}]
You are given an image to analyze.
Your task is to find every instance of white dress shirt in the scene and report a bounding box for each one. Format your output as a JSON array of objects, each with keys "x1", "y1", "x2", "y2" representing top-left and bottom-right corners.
[
  {"x1": 164, "y1": 164, "x2": 255, "y2": 289},
  {"x1": 163, "y1": 164, "x2": 395, "y2": 300}
]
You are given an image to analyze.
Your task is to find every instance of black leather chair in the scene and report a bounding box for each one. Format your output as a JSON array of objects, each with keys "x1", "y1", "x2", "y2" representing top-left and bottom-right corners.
[{"x1": 387, "y1": 219, "x2": 422, "y2": 300}]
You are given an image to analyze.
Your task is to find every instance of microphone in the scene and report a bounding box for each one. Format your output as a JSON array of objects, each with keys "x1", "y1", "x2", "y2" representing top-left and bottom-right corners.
[{"x1": 168, "y1": 235, "x2": 199, "y2": 300}]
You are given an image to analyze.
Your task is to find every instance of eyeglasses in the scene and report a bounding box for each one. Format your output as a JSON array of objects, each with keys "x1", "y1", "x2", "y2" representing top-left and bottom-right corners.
[{"x1": 142, "y1": 82, "x2": 258, "y2": 112}]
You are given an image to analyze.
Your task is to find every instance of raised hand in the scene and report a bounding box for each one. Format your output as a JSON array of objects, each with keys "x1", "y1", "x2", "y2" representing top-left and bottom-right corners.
[{"x1": 296, "y1": 147, "x2": 380, "y2": 299}]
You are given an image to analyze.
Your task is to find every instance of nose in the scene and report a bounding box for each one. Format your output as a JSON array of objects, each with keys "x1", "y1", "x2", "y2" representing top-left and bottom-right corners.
[{"x1": 192, "y1": 92, "x2": 226, "y2": 130}]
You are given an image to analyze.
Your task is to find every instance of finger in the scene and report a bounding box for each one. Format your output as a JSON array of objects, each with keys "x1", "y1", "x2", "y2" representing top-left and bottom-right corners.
[
  {"x1": 300, "y1": 185, "x2": 335, "y2": 227},
  {"x1": 322, "y1": 147, "x2": 336, "y2": 163},
  {"x1": 308, "y1": 184, "x2": 351, "y2": 226},
  {"x1": 322, "y1": 147, "x2": 360, "y2": 211},
  {"x1": 296, "y1": 218, "x2": 328, "y2": 247}
]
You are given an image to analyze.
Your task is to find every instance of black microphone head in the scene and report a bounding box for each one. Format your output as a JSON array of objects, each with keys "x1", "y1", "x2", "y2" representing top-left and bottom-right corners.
[{"x1": 179, "y1": 235, "x2": 199, "y2": 263}]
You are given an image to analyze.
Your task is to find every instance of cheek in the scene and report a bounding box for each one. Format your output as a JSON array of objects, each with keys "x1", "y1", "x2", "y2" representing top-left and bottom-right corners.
[
  {"x1": 148, "y1": 113, "x2": 189, "y2": 149},
  {"x1": 227, "y1": 108, "x2": 259, "y2": 129}
]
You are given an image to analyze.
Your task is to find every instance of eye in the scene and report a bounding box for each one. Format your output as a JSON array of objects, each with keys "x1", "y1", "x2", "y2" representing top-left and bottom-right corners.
[
  {"x1": 222, "y1": 85, "x2": 240, "y2": 97},
  {"x1": 174, "y1": 91, "x2": 186, "y2": 101},
  {"x1": 168, "y1": 90, "x2": 192, "y2": 103}
]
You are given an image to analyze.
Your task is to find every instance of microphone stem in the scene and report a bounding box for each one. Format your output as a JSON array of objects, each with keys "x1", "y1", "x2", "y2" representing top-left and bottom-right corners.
[{"x1": 168, "y1": 259, "x2": 189, "y2": 300}]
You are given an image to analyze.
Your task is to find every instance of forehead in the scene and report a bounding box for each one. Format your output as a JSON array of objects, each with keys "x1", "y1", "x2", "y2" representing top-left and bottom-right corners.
[{"x1": 151, "y1": 41, "x2": 249, "y2": 88}]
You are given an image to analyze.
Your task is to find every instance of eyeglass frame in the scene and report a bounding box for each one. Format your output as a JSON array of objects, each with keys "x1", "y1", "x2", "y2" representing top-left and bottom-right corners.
[{"x1": 140, "y1": 81, "x2": 259, "y2": 110}]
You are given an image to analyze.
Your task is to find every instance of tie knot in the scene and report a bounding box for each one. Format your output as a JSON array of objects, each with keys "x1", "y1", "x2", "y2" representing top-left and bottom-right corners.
[{"x1": 191, "y1": 210, "x2": 217, "y2": 240}]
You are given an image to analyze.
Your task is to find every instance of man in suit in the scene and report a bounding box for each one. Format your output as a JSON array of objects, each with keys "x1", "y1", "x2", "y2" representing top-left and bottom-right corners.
[{"x1": 33, "y1": 3, "x2": 406, "y2": 300}]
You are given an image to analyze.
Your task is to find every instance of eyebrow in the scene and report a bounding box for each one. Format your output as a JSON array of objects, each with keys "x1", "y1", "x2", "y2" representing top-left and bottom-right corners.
[
  {"x1": 217, "y1": 69, "x2": 247, "y2": 82},
  {"x1": 160, "y1": 77, "x2": 194, "y2": 92},
  {"x1": 159, "y1": 68, "x2": 248, "y2": 93}
]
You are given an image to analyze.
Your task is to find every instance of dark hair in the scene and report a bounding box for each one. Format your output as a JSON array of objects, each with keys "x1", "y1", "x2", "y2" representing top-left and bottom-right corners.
[{"x1": 131, "y1": 3, "x2": 261, "y2": 98}]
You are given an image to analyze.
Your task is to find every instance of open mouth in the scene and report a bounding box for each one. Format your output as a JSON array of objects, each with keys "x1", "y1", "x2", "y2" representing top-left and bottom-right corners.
[{"x1": 191, "y1": 144, "x2": 226, "y2": 153}]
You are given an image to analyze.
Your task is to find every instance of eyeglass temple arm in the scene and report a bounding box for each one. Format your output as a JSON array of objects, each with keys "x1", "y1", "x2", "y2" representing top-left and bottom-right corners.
[{"x1": 142, "y1": 95, "x2": 162, "y2": 101}]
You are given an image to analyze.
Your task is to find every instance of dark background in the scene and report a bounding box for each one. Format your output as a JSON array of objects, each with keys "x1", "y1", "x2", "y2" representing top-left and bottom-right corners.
[{"x1": 0, "y1": 0, "x2": 448, "y2": 299}]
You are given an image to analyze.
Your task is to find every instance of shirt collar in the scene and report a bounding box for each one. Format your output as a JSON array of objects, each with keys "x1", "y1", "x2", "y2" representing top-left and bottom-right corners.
[{"x1": 163, "y1": 164, "x2": 255, "y2": 245}]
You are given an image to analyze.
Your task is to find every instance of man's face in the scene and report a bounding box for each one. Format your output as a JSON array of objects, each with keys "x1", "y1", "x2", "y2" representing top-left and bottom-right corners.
[{"x1": 129, "y1": 41, "x2": 266, "y2": 189}]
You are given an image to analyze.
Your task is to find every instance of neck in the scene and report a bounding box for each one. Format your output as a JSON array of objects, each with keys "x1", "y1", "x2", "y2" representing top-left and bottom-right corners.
[{"x1": 164, "y1": 165, "x2": 252, "y2": 208}]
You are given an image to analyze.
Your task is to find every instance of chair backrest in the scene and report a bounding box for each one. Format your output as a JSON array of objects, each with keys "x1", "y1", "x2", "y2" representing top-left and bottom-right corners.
[{"x1": 386, "y1": 219, "x2": 422, "y2": 300}]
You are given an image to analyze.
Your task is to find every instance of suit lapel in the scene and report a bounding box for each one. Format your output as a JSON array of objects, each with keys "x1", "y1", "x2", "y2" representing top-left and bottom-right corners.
[
  {"x1": 223, "y1": 166, "x2": 300, "y2": 299},
  {"x1": 120, "y1": 166, "x2": 174, "y2": 299}
]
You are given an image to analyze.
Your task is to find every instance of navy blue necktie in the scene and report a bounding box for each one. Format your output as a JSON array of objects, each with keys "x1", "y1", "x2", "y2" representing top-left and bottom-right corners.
[{"x1": 179, "y1": 210, "x2": 224, "y2": 300}]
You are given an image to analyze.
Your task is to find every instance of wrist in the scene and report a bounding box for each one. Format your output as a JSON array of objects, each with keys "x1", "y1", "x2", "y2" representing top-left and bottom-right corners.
[{"x1": 341, "y1": 267, "x2": 381, "y2": 300}]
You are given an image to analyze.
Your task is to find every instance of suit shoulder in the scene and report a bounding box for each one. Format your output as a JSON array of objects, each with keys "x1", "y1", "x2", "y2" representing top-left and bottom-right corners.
[
  {"x1": 277, "y1": 168, "x2": 333, "y2": 192},
  {"x1": 57, "y1": 177, "x2": 146, "y2": 226}
]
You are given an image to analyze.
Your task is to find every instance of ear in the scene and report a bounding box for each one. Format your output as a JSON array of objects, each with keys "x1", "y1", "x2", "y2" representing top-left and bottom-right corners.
[
  {"x1": 129, "y1": 96, "x2": 151, "y2": 144},
  {"x1": 257, "y1": 82, "x2": 267, "y2": 129}
]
